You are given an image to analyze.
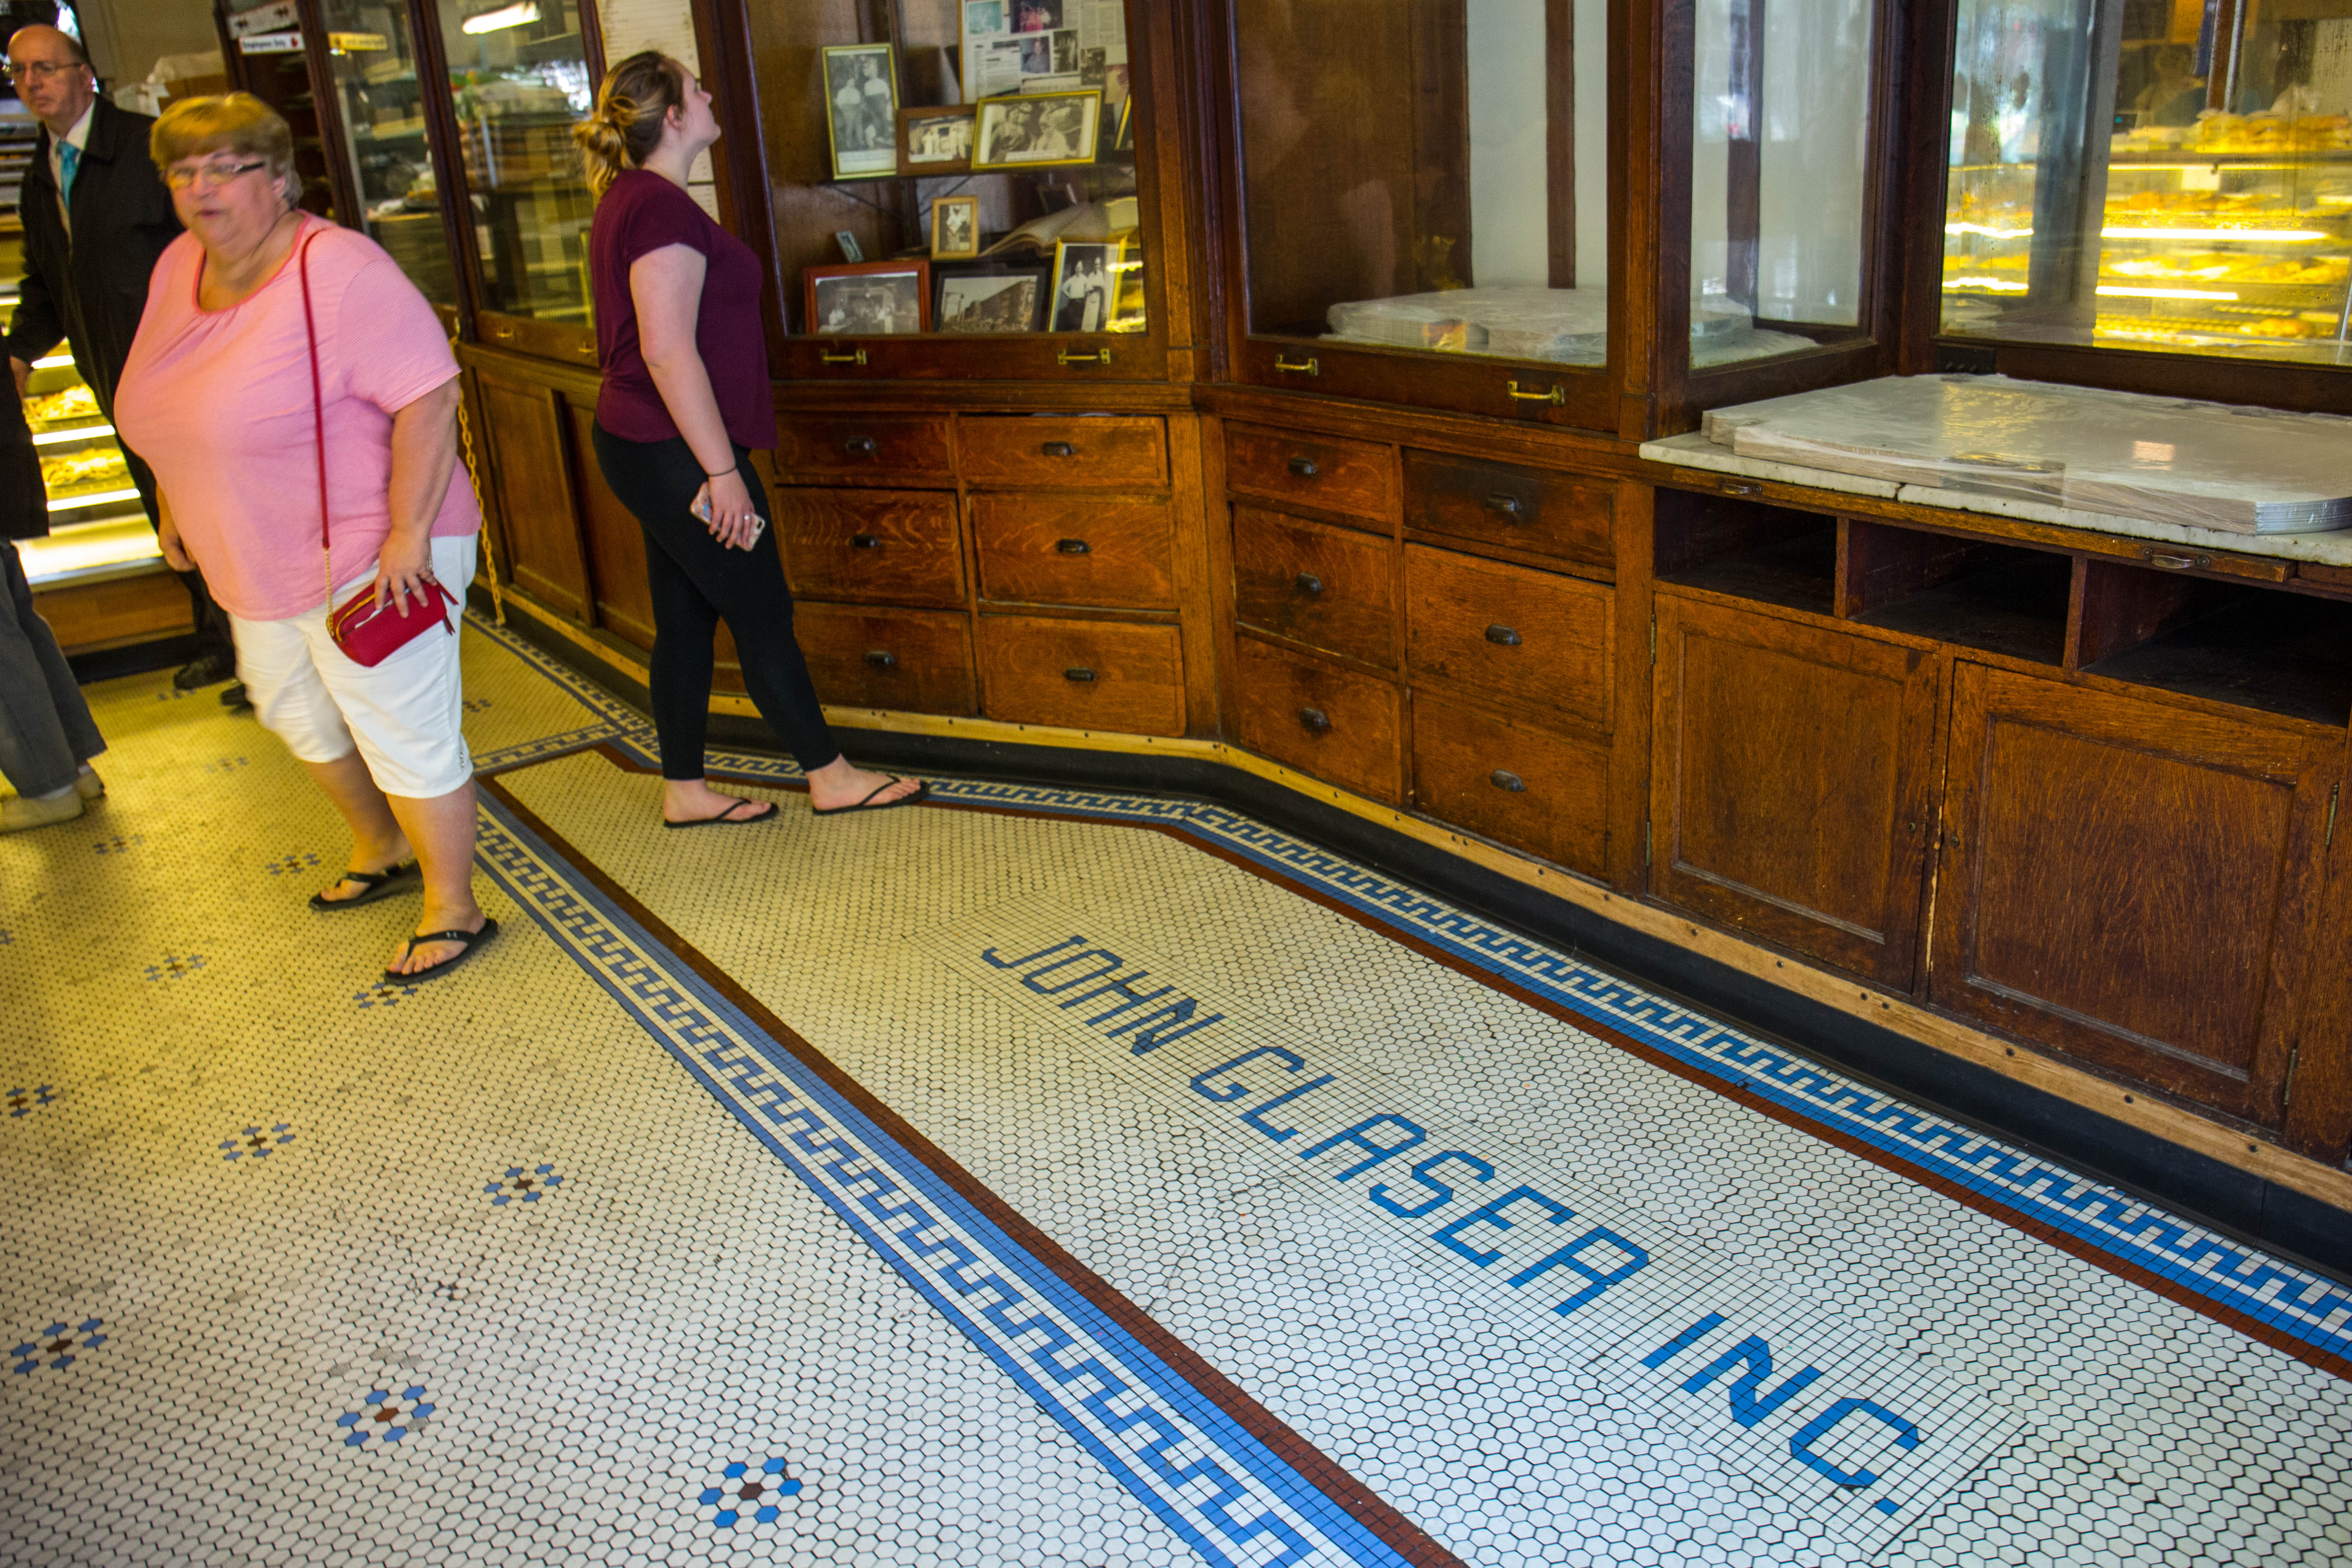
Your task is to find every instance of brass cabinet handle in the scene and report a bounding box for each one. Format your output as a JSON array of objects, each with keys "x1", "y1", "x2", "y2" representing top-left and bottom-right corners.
[
  {"x1": 1298, "y1": 706, "x2": 1331, "y2": 733},
  {"x1": 1487, "y1": 492, "x2": 1523, "y2": 516},
  {"x1": 1287, "y1": 456, "x2": 1319, "y2": 478},
  {"x1": 1485, "y1": 624, "x2": 1522, "y2": 647},
  {"x1": 1042, "y1": 440, "x2": 1077, "y2": 457},
  {"x1": 1294, "y1": 572, "x2": 1324, "y2": 596},
  {"x1": 1489, "y1": 769, "x2": 1526, "y2": 793},
  {"x1": 1064, "y1": 666, "x2": 1097, "y2": 682},
  {"x1": 819, "y1": 347, "x2": 867, "y2": 366},
  {"x1": 492, "y1": 325, "x2": 516, "y2": 340},
  {"x1": 1274, "y1": 354, "x2": 1320, "y2": 376},
  {"x1": 863, "y1": 650, "x2": 896, "y2": 669},
  {"x1": 1505, "y1": 380, "x2": 1564, "y2": 404},
  {"x1": 850, "y1": 534, "x2": 882, "y2": 550},
  {"x1": 842, "y1": 436, "x2": 878, "y2": 456},
  {"x1": 1055, "y1": 538, "x2": 1091, "y2": 554},
  {"x1": 2146, "y1": 550, "x2": 2211, "y2": 571},
  {"x1": 1057, "y1": 347, "x2": 1112, "y2": 366},
  {"x1": 1720, "y1": 479, "x2": 1761, "y2": 497}
]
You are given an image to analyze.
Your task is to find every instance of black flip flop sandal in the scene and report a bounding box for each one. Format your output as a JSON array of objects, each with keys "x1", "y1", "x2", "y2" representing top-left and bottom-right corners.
[
  {"x1": 811, "y1": 778, "x2": 933, "y2": 818},
  {"x1": 385, "y1": 918, "x2": 498, "y2": 984},
  {"x1": 662, "y1": 797, "x2": 779, "y2": 830},
  {"x1": 310, "y1": 861, "x2": 421, "y2": 911}
]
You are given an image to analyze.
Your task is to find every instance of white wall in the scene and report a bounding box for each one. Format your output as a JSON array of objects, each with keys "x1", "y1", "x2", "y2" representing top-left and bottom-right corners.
[
  {"x1": 75, "y1": 0, "x2": 221, "y2": 94},
  {"x1": 1464, "y1": 0, "x2": 1609, "y2": 290}
]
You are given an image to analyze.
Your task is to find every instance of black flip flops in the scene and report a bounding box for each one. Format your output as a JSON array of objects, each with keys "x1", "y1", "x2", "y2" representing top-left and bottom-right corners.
[
  {"x1": 811, "y1": 778, "x2": 932, "y2": 818},
  {"x1": 662, "y1": 797, "x2": 780, "y2": 829},
  {"x1": 385, "y1": 918, "x2": 498, "y2": 984},
  {"x1": 310, "y1": 861, "x2": 421, "y2": 910}
]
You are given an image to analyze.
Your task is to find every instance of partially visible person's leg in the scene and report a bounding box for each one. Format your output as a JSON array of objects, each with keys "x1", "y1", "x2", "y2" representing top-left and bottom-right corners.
[
  {"x1": 0, "y1": 539, "x2": 96, "y2": 831},
  {"x1": 121, "y1": 444, "x2": 237, "y2": 693}
]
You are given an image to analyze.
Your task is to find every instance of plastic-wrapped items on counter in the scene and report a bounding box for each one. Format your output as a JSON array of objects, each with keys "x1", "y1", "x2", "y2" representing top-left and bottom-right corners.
[{"x1": 1325, "y1": 286, "x2": 1616, "y2": 362}]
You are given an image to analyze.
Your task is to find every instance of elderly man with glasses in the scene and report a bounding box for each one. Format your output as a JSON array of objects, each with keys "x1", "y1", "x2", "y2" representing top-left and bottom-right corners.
[{"x1": 0, "y1": 25, "x2": 240, "y2": 703}]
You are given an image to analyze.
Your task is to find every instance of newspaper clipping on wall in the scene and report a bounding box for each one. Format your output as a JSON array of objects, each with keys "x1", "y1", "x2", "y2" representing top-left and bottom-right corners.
[{"x1": 959, "y1": 0, "x2": 1126, "y2": 103}]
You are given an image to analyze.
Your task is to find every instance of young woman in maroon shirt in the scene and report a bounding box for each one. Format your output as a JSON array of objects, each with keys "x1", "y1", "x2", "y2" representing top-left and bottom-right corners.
[{"x1": 574, "y1": 53, "x2": 925, "y2": 824}]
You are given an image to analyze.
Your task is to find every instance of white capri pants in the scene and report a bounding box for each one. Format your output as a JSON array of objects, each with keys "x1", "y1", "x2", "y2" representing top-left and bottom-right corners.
[{"x1": 230, "y1": 535, "x2": 476, "y2": 799}]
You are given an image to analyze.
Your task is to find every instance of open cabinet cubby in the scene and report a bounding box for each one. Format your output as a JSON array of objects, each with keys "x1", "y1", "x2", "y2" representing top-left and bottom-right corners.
[
  {"x1": 1839, "y1": 522, "x2": 2073, "y2": 667},
  {"x1": 2075, "y1": 561, "x2": 2352, "y2": 729},
  {"x1": 1653, "y1": 490, "x2": 1838, "y2": 616}
]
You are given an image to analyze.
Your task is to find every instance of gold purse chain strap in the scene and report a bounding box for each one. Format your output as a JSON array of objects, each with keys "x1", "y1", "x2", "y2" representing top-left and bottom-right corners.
[{"x1": 450, "y1": 377, "x2": 506, "y2": 627}]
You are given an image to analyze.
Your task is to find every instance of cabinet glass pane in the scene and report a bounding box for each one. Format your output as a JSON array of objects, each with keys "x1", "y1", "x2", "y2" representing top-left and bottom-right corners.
[
  {"x1": 1943, "y1": 0, "x2": 2352, "y2": 363},
  {"x1": 436, "y1": 0, "x2": 596, "y2": 323},
  {"x1": 744, "y1": 0, "x2": 1148, "y2": 337},
  {"x1": 1687, "y1": 0, "x2": 1878, "y2": 365},
  {"x1": 1235, "y1": 0, "x2": 1610, "y2": 369},
  {"x1": 322, "y1": 3, "x2": 458, "y2": 307}
]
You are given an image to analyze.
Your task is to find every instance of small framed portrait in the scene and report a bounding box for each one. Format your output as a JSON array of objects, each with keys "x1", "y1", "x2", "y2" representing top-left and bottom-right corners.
[
  {"x1": 1048, "y1": 239, "x2": 1118, "y2": 333},
  {"x1": 1009, "y1": 0, "x2": 1063, "y2": 32},
  {"x1": 936, "y1": 266, "x2": 1049, "y2": 333},
  {"x1": 898, "y1": 105, "x2": 975, "y2": 175},
  {"x1": 973, "y1": 88, "x2": 1101, "y2": 170},
  {"x1": 931, "y1": 195, "x2": 981, "y2": 261},
  {"x1": 806, "y1": 259, "x2": 932, "y2": 335},
  {"x1": 822, "y1": 43, "x2": 899, "y2": 179}
]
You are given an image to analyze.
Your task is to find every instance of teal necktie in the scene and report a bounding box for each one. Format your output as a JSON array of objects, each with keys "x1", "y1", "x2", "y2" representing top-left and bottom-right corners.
[{"x1": 57, "y1": 140, "x2": 78, "y2": 203}]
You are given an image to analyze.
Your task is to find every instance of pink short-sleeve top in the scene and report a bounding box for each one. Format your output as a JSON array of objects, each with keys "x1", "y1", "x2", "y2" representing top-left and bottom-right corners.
[{"x1": 114, "y1": 216, "x2": 479, "y2": 623}]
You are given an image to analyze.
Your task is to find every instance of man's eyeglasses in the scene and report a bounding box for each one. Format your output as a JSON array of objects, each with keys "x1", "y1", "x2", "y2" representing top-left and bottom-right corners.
[
  {"x1": 1, "y1": 60, "x2": 88, "y2": 84},
  {"x1": 163, "y1": 158, "x2": 270, "y2": 191}
]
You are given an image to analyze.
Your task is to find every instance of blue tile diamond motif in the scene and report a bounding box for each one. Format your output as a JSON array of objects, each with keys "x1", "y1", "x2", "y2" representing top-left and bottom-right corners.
[
  {"x1": 202, "y1": 756, "x2": 250, "y2": 774},
  {"x1": 220, "y1": 1124, "x2": 294, "y2": 1162},
  {"x1": 265, "y1": 851, "x2": 322, "y2": 876},
  {"x1": 11, "y1": 1319, "x2": 102, "y2": 1373},
  {"x1": 335, "y1": 1385, "x2": 433, "y2": 1446},
  {"x1": 353, "y1": 981, "x2": 420, "y2": 1010},
  {"x1": 698, "y1": 1457, "x2": 803, "y2": 1528},
  {"x1": 6, "y1": 1085, "x2": 58, "y2": 1117},
  {"x1": 143, "y1": 953, "x2": 205, "y2": 981},
  {"x1": 485, "y1": 1163, "x2": 562, "y2": 1205},
  {"x1": 96, "y1": 835, "x2": 145, "y2": 855}
]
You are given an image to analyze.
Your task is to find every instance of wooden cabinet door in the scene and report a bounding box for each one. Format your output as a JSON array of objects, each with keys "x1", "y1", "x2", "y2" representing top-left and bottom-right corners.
[
  {"x1": 1651, "y1": 595, "x2": 1941, "y2": 988},
  {"x1": 1931, "y1": 665, "x2": 2337, "y2": 1123},
  {"x1": 477, "y1": 373, "x2": 590, "y2": 619}
]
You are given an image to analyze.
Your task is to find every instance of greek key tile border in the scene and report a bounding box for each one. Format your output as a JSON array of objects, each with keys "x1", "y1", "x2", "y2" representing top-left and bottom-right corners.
[{"x1": 470, "y1": 792, "x2": 1416, "y2": 1568}]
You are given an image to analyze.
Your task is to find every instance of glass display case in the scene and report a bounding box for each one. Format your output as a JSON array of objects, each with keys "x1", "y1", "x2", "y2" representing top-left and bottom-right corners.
[
  {"x1": 746, "y1": 0, "x2": 1170, "y2": 377},
  {"x1": 1941, "y1": 0, "x2": 2352, "y2": 365},
  {"x1": 223, "y1": 0, "x2": 342, "y2": 219},
  {"x1": 320, "y1": 0, "x2": 462, "y2": 307},
  {"x1": 1221, "y1": 0, "x2": 1610, "y2": 419}
]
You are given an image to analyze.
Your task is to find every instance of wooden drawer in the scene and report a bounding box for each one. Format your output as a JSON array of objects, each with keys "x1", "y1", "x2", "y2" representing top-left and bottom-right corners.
[
  {"x1": 773, "y1": 414, "x2": 954, "y2": 483},
  {"x1": 1411, "y1": 694, "x2": 1609, "y2": 877},
  {"x1": 976, "y1": 615, "x2": 1185, "y2": 736},
  {"x1": 973, "y1": 495, "x2": 1176, "y2": 609},
  {"x1": 1232, "y1": 506, "x2": 1395, "y2": 667},
  {"x1": 1405, "y1": 450, "x2": 1613, "y2": 573},
  {"x1": 792, "y1": 603, "x2": 976, "y2": 716},
  {"x1": 1231, "y1": 634, "x2": 1402, "y2": 803},
  {"x1": 1225, "y1": 422, "x2": 1394, "y2": 524},
  {"x1": 959, "y1": 416, "x2": 1167, "y2": 489},
  {"x1": 1405, "y1": 544, "x2": 1613, "y2": 731},
  {"x1": 774, "y1": 489, "x2": 965, "y2": 608}
]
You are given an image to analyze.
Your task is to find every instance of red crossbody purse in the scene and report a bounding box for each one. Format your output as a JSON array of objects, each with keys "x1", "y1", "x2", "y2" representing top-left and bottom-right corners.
[{"x1": 296, "y1": 229, "x2": 457, "y2": 667}]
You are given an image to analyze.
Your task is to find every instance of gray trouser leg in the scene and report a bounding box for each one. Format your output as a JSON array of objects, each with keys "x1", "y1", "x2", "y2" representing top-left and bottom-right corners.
[{"x1": 0, "y1": 541, "x2": 104, "y2": 797}]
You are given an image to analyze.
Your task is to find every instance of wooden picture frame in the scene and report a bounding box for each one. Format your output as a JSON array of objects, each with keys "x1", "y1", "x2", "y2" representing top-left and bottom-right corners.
[
  {"x1": 936, "y1": 265, "x2": 1050, "y2": 333},
  {"x1": 931, "y1": 195, "x2": 982, "y2": 261},
  {"x1": 821, "y1": 43, "x2": 899, "y2": 180},
  {"x1": 805, "y1": 258, "x2": 933, "y2": 335},
  {"x1": 1047, "y1": 238, "x2": 1119, "y2": 333},
  {"x1": 898, "y1": 105, "x2": 976, "y2": 176},
  {"x1": 972, "y1": 88, "x2": 1102, "y2": 171}
]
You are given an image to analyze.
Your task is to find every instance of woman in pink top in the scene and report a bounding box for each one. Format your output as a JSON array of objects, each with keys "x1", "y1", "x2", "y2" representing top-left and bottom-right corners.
[{"x1": 115, "y1": 95, "x2": 492, "y2": 984}]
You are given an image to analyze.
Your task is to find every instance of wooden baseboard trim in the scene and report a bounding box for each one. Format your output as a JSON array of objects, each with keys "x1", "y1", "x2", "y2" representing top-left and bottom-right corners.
[{"x1": 483, "y1": 586, "x2": 2352, "y2": 1215}]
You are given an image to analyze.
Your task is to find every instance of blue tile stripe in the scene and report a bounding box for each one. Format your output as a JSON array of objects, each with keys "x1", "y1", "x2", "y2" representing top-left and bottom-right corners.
[{"x1": 470, "y1": 792, "x2": 1417, "y2": 1568}]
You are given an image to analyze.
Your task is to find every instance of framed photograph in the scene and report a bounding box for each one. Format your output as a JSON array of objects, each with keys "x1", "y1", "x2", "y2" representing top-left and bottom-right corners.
[
  {"x1": 1017, "y1": 28, "x2": 1078, "y2": 75},
  {"x1": 931, "y1": 195, "x2": 981, "y2": 261},
  {"x1": 805, "y1": 259, "x2": 932, "y2": 335},
  {"x1": 972, "y1": 88, "x2": 1101, "y2": 170},
  {"x1": 1106, "y1": 234, "x2": 1147, "y2": 332},
  {"x1": 1009, "y1": 0, "x2": 1063, "y2": 31},
  {"x1": 1048, "y1": 239, "x2": 1118, "y2": 333},
  {"x1": 936, "y1": 266, "x2": 1049, "y2": 333},
  {"x1": 1112, "y1": 94, "x2": 1133, "y2": 151},
  {"x1": 821, "y1": 44, "x2": 899, "y2": 179},
  {"x1": 898, "y1": 105, "x2": 975, "y2": 175}
]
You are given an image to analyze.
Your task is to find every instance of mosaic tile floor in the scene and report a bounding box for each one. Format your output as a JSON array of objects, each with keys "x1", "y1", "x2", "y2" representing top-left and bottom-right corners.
[{"x1": 2, "y1": 614, "x2": 2348, "y2": 1568}]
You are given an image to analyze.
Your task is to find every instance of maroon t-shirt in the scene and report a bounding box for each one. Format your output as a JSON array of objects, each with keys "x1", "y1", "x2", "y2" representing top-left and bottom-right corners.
[{"x1": 589, "y1": 169, "x2": 776, "y2": 450}]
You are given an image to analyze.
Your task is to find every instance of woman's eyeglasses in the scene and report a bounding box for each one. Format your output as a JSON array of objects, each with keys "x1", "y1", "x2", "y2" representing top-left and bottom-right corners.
[{"x1": 163, "y1": 159, "x2": 270, "y2": 191}]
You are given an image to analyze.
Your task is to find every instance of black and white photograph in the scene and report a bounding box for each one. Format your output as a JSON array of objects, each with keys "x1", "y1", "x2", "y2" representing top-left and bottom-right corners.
[
  {"x1": 937, "y1": 268, "x2": 1047, "y2": 332},
  {"x1": 973, "y1": 88, "x2": 1102, "y2": 168},
  {"x1": 822, "y1": 44, "x2": 900, "y2": 179},
  {"x1": 1018, "y1": 29, "x2": 1079, "y2": 75},
  {"x1": 805, "y1": 260, "x2": 932, "y2": 335},
  {"x1": 931, "y1": 196, "x2": 981, "y2": 261},
  {"x1": 1010, "y1": 0, "x2": 1064, "y2": 33},
  {"x1": 1049, "y1": 241, "x2": 1116, "y2": 332},
  {"x1": 898, "y1": 106, "x2": 975, "y2": 174}
]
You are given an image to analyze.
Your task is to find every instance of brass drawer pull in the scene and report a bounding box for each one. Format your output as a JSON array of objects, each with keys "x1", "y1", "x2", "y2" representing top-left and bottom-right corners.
[
  {"x1": 1485, "y1": 624, "x2": 1522, "y2": 647},
  {"x1": 1489, "y1": 769, "x2": 1526, "y2": 793},
  {"x1": 1720, "y1": 479, "x2": 1761, "y2": 497},
  {"x1": 1064, "y1": 666, "x2": 1097, "y2": 682},
  {"x1": 1487, "y1": 493, "x2": 1523, "y2": 516},
  {"x1": 1057, "y1": 347, "x2": 1112, "y2": 366},
  {"x1": 1274, "y1": 354, "x2": 1320, "y2": 376},
  {"x1": 492, "y1": 325, "x2": 515, "y2": 341},
  {"x1": 819, "y1": 347, "x2": 867, "y2": 366},
  {"x1": 842, "y1": 436, "x2": 878, "y2": 456},
  {"x1": 2146, "y1": 549, "x2": 2212, "y2": 571},
  {"x1": 1042, "y1": 441, "x2": 1077, "y2": 457},
  {"x1": 863, "y1": 650, "x2": 897, "y2": 669},
  {"x1": 1298, "y1": 706, "x2": 1331, "y2": 734},
  {"x1": 1294, "y1": 572, "x2": 1324, "y2": 596},
  {"x1": 850, "y1": 534, "x2": 883, "y2": 550},
  {"x1": 1506, "y1": 380, "x2": 1564, "y2": 404},
  {"x1": 1287, "y1": 456, "x2": 1319, "y2": 478},
  {"x1": 1055, "y1": 538, "x2": 1091, "y2": 554}
]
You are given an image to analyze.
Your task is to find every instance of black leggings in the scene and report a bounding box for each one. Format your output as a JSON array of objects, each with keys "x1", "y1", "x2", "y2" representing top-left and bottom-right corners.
[{"x1": 590, "y1": 426, "x2": 842, "y2": 781}]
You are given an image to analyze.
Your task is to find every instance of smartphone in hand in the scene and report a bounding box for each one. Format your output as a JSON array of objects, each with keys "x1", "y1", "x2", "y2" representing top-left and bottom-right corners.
[{"x1": 691, "y1": 488, "x2": 767, "y2": 548}]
